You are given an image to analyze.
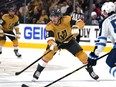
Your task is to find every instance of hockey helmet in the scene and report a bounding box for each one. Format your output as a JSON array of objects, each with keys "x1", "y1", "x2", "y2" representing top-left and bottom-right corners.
[
  {"x1": 8, "y1": 7, "x2": 15, "y2": 12},
  {"x1": 101, "y1": 2, "x2": 115, "y2": 15},
  {"x1": 50, "y1": 8, "x2": 62, "y2": 17}
]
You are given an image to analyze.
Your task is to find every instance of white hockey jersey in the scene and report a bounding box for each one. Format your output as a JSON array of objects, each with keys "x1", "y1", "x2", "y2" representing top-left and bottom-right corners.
[{"x1": 94, "y1": 13, "x2": 116, "y2": 56}]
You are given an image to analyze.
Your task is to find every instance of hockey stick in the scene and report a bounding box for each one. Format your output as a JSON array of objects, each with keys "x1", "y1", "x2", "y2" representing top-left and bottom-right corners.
[
  {"x1": 44, "y1": 52, "x2": 109, "y2": 87},
  {"x1": 4, "y1": 33, "x2": 16, "y2": 37},
  {"x1": 15, "y1": 35, "x2": 73, "y2": 76},
  {"x1": 21, "y1": 52, "x2": 109, "y2": 87},
  {"x1": 15, "y1": 50, "x2": 52, "y2": 75}
]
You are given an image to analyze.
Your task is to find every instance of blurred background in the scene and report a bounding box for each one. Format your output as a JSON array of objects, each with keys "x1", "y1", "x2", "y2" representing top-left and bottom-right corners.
[{"x1": 0, "y1": 0, "x2": 115, "y2": 25}]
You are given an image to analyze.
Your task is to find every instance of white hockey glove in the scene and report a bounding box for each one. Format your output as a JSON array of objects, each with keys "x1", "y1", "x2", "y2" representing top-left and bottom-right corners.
[
  {"x1": 71, "y1": 25, "x2": 79, "y2": 37},
  {"x1": 71, "y1": 28, "x2": 79, "y2": 34},
  {"x1": 50, "y1": 42, "x2": 58, "y2": 51},
  {"x1": 0, "y1": 30, "x2": 4, "y2": 37}
]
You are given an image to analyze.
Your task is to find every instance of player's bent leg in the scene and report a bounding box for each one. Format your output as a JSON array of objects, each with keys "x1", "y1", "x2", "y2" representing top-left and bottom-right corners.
[
  {"x1": 75, "y1": 50, "x2": 99, "y2": 80},
  {"x1": 75, "y1": 50, "x2": 88, "y2": 64},
  {"x1": 12, "y1": 39, "x2": 22, "y2": 58},
  {"x1": 32, "y1": 49, "x2": 55, "y2": 81},
  {"x1": 106, "y1": 49, "x2": 116, "y2": 78}
]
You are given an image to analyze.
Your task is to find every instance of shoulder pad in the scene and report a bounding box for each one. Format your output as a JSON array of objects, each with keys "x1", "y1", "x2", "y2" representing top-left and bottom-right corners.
[
  {"x1": 46, "y1": 22, "x2": 54, "y2": 31},
  {"x1": 62, "y1": 16, "x2": 71, "y2": 23},
  {"x1": 14, "y1": 15, "x2": 19, "y2": 21},
  {"x1": 2, "y1": 14, "x2": 8, "y2": 20}
]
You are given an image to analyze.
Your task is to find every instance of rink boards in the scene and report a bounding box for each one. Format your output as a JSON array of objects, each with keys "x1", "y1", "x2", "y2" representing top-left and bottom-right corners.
[{"x1": 4, "y1": 24, "x2": 113, "y2": 52}]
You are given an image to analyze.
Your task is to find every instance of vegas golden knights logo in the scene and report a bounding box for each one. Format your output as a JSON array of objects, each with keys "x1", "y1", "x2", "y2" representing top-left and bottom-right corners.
[{"x1": 58, "y1": 30, "x2": 67, "y2": 40}]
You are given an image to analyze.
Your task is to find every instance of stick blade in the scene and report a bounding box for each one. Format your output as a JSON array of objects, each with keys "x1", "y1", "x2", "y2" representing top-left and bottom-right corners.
[
  {"x1": 15, "y1": 72, "x2": 20, "y2": 75},
  {"x1": 22, "y1": 84, "x2": 29, "y2": 87}
]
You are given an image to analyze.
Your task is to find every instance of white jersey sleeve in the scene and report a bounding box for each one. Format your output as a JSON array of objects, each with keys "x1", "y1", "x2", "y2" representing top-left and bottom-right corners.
[{"x1": 94, "y1": 14, "x2": 116, "y2": 56}]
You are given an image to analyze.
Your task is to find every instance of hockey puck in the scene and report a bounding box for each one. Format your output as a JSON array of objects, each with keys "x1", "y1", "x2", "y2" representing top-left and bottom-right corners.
[{"x1": 21, "y1": 84, "x2": 29, "y2": 87}]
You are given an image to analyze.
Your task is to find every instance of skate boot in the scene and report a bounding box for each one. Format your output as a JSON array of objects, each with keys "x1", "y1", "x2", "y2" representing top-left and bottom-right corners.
[
  {"x1": 0, "y1": 49, "x2": 2, "y2": 54},
  {"x1": 14, "y1": 49, "x2": 22, "y2": 58},
  {"x1": 0, "y1": 51, "x2": 2, "y2": 54},
  {"x1": 32, "y1": 70, "x2": 40, "y2": 82},
  {"x1": 86, "y1": 65, "x2": 99, "y2": 80},
  {"x1": 32, "y1": 64, "x2": 45, "y2": 82}
]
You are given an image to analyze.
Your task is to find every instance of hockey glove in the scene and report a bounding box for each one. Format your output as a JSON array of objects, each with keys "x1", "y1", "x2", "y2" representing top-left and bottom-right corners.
[
  {"x1": 88, "y1": 52, "x2": 98, "y2": 66},
  {"x1": 0, "y1": 30, "x2": 4, "y2": 37},
  {"x1": 49, "y1": 42, "x2": 58, "y2": 52},
  {"x1": 71, "y1": 25, "x2": 79, "y2": 37}
]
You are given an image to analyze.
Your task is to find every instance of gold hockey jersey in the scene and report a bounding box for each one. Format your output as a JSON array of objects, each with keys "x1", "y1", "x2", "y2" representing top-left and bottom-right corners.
[
  {"x1": 46, "y1": 16, "x2": 84, "y2": 43},
  {"x1": 1, "y1": 14, "x2": 19, "y2": 31}
]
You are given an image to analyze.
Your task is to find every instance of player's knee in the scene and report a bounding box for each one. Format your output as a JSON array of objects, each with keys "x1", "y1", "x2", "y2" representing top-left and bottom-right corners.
[
  {"x1": 75, "y1": 50, "x2": 88, "y2": 64},
  {"x1": 109, "y1": 67, "x2": 116, "y2": 78}
]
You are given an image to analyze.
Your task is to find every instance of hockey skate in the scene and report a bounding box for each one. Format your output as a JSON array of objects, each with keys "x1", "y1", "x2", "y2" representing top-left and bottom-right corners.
[
  {"x1": 0, "y1": 49, "x2": 2, "y2": 54},
  {"x1": 14, "y1": 50, "x2": 22, "y2": 58},
  {"x1": 32, "y1": 70, "x2": 40, "y2": 82},
  {"x1": 0, "y1": 51, "x2": 2, "y2": 54},
  {"x1": 86, "y1": 65, "x2": 99, "y2": 80}
]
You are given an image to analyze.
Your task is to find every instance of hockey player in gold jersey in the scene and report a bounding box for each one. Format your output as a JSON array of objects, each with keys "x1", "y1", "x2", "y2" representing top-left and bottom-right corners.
[
  {"x1": 0, "y1": 7, "x2": 21, "y2": 58},
  {"x1": 32, "y1": 8, "x2": 99, "y2": 81}
]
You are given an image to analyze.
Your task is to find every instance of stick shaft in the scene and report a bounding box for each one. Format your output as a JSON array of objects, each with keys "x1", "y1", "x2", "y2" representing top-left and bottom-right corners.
[
  {"x1": 4, "y1": 33, "x2": 16, "y2": 37},
  {"x1": 15, "y1": 50, "x2": 51, "y2": 75},
  {"x1": 45, "y1": 52, "x2": 109, "y2": 87}
]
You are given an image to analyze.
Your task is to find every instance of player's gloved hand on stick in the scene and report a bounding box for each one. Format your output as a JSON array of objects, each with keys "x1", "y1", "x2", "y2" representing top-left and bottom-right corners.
[
  {"x1": 88, "y1": 52, "x2": 98, "y2": 66},
  {"x1": 71, "y1": 25, "x2": 79, "y2": 37},
  {"x1": 0, "y1": 30, "x2": 4, "y2": 37},
  {"x1": 50, "y1": 42, "x2": 58, "y2": 52}
]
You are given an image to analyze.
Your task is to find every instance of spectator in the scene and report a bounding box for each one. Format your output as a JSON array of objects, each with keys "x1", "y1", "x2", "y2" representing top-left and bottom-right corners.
[
  {"x1": 36, "y1": 9, "x2": 49, "y2": 24},
  {"x1": 92, "y1": 3, "x2": 101, "y2": 16},
  {"x1": 70, "y1": 5, "x2": 84, "y2": 43},
  {"x1": 2, "y1": 5, "x2": 8, "y2": 14},
  {"x1": 49, "y1": 0, "x2": 60, "y2": 12},
  {"x1": 60, "y1": 1, "x2": 69, "y2": 15},
  {"x1": 91, "y1": 11, "x2": 99, "y2": 25},
  {"x1": 65, "y1": 0, "x2": 73, "y2": 15}
]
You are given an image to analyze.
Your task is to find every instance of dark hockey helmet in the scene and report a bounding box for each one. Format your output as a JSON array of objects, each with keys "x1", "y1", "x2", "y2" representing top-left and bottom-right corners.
[
  {"x1": 50, "y1": 8, "x2": 62, "y2": 17},
  {"x1": 8, "y1": 7, "x2": 15, "y2": 12}
]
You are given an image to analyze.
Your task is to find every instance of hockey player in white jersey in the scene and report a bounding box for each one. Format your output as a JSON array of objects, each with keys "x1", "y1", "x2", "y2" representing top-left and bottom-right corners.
[{"x1": 87, "y1": 2, "x2": 116, "y2": 78}]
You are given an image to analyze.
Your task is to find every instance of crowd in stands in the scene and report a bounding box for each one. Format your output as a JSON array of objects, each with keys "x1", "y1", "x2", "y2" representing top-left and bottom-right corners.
[{"x1": 0, "y1": 0, "x2": 115, "y2": 25}]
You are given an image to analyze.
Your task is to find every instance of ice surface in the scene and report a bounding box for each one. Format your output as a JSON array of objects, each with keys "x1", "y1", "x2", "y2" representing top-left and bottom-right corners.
[{"x1": 0, "y1": 47, "x2": 115, "y2": 87}]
